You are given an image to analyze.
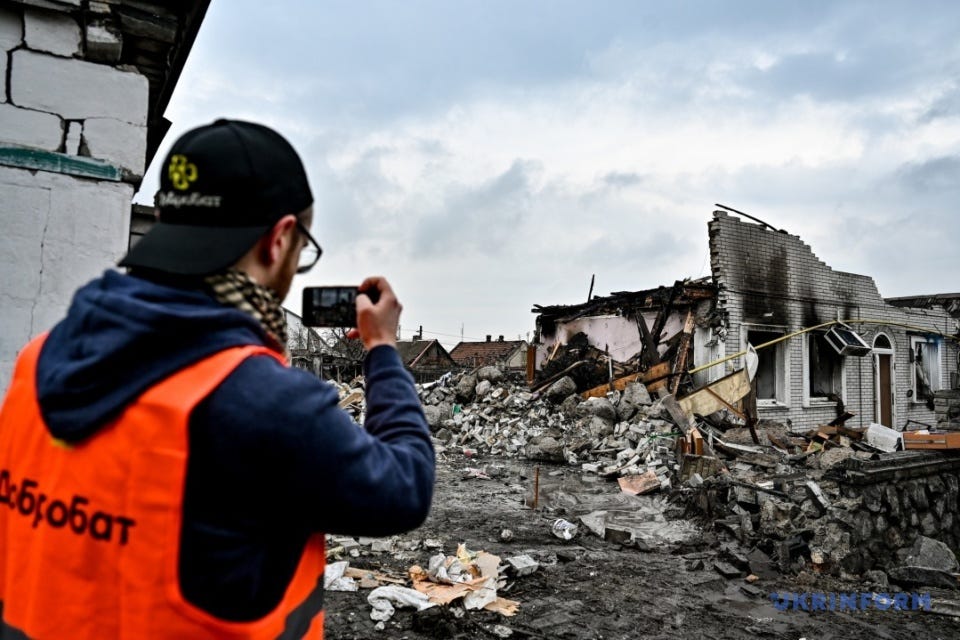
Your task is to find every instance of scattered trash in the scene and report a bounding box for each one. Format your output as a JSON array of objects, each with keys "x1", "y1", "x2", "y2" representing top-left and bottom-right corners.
[
  {"x1": 551, "y1": 519, "x2": 579, "y2": 541},
  {"x1": 500, "y1": 529, "x2": 514, "y2": 542},
  {"x1": 408, "y1": 545, "x2": 520, "y2": 616},
  {"x1": 367, "y1": 586, "x2": 436, "y2": 621},
  {"x1": 324, "y1": 561, "x2": 359, "y2": 592}
]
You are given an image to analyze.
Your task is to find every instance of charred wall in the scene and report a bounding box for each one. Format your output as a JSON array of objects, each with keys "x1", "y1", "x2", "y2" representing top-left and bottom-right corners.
[{"x1": 709, "y1": 211, "x2": 958, "y2": 432}]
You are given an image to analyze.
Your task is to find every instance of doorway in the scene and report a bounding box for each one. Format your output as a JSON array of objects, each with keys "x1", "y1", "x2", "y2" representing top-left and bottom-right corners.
[{"x1": 873, "y1": 333, "x2": 894, "y2": 427}]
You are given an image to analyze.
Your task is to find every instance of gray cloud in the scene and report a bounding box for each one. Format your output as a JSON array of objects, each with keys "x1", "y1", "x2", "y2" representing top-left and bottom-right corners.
[
  {"x1": 898, "y1": 156, "x2": 960, "y2": 193},
  {"x1": 142, "y1": 0, "x2": 960, "y2": 339},
  {"x1": 603, "y1": 171, "x2": 644, "y2": 188},
  {"x1": 412, "y1": 159, "x2": 541, "y2": 256}
]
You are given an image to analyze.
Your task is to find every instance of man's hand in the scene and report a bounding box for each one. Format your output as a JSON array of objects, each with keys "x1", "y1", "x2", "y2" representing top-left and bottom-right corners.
[{"x1": 346, "y1": 276, "x2": 401, "y2": 351}]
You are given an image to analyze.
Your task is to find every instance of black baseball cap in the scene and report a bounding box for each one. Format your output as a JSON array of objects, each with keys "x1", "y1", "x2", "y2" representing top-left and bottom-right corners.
[{"x1": 119, "y1": 119, "x2": 313, "y2": 275}]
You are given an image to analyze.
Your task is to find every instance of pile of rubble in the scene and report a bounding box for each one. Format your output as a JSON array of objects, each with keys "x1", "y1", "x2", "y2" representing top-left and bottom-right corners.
[
  {"x1": 419, "y1": 367, "x2": 682, "y2": 491},
  {"x1": 337, "y1": 365, "x2": 960, "y2": 587},
  {"x1": 678, "y1": 418, "x2": 960, "y2": 584}
]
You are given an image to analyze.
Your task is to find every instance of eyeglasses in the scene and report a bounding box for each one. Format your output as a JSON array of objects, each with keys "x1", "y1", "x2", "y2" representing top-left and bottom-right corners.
[{"x1": 295, "y1": 220, "x2": 322, "y2": 274}]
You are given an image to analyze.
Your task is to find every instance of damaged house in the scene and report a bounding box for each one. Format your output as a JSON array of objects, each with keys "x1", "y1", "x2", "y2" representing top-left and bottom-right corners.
[{"x1": 533, "y1": 210, "x2": 959, "y2": 433}]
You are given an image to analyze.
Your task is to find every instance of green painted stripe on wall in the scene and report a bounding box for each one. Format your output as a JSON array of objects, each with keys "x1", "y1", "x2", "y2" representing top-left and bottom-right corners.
[{"x1": 0, "y1": 146, "x2": 121, "y2": 181}]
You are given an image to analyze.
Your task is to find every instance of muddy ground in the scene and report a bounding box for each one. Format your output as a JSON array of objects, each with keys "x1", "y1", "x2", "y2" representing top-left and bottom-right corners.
[{"x1": 324, "y1": 453, "x2": 960, "y2": 639}]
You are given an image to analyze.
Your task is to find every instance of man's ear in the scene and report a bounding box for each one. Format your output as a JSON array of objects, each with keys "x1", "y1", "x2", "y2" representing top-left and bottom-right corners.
[{"x1": 260, "y1": 215, "x2": 298, "y2": 265}]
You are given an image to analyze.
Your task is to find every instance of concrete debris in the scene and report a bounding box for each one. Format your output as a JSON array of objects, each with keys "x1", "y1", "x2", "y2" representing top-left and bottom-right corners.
[
  {"x1": 545, "y1": 376, "x2": 578, "y2": 403},
  {"x1": 900, "y1": 536, "x2": 960, "y2": 573},
  {"x1": 618, "y1": 471, "x2": 660, "y2": 496},
  {"x1": 887, "y1": 566, "x2": 960, "y2": 591},
  {"x1": 505, "y1": 554, "x2": 539, "y2": 576},
  {"x1": 410, "y1": 363, "x2": 956, "y2": 588},
  {"x1": 713, "y1": 560, "x2": 743, "y2": 579},
  {"x1": 419, "y1": 370, "x2": 685, "y2": 494},
  {"x1": 578, "y1": 511, "x2": 607, "y2": 538}
]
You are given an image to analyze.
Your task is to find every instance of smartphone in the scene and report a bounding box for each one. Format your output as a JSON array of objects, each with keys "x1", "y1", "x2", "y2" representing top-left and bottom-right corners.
[{"x1": 302, "y1": 286, "x2": 359, "y2": 327}]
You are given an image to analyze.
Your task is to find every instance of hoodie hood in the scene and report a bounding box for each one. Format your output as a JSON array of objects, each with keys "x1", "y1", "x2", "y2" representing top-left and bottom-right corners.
[{"x1": 37, "y1": 270, "x2": 272, "y2": 442}]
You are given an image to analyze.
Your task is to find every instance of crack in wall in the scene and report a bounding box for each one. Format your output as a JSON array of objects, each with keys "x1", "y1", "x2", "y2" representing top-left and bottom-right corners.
[{"x1": 28, "y1": 188, "x2": 52, "y2": 336}]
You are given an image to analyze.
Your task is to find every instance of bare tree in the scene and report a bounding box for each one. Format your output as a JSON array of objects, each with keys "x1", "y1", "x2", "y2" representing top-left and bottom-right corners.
[{"x1": 320, "y1": 328, "x2": 366, "y2": 363}]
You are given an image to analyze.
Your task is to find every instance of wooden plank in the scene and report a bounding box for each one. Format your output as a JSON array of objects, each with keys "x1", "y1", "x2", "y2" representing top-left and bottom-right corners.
[
  {"x1": 837, "y1": 424, "x2": 865, "y2": 440},
  {"x1": 581, "y1": 372, "x2": 643, "y2": 399},
  {"x1": 526, "y1": 345, "x2": 536, "y2": 386},
  {"x1": 646, "y1": 378, "x2": 667, "y2": 393},
  {"x1": 635, "y1": 313, "x2": 658, "y2": 369},
  {"x1": 690, "y1": 428, "x2": 704, "y2": 456},
  {"x1": 642, "y1": 362, "x2": 671, "y2": 383},
  {"x1": 703, "y1": 386, "x2": 746, "y2": 420},
  {"x1": 669, "y1": 310, "x2": 696, "y2": 395},
  {"x1": 903, "y1": 432, "x2": 960, "y2": 450},
  {"x1": 677, "y1": 369, "x2": 751, "y2": 419}
]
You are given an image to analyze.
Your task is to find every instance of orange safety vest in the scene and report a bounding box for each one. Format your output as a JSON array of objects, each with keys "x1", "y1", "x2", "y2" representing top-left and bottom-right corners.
[{"x1": 0, "y1": 336, "x2": 326, "y2": 639}]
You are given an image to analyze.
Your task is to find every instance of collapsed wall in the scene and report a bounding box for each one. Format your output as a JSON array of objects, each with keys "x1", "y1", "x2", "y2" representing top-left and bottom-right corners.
[{"x1": 691, "y1": 445, "x2": 960, "y2": 578}]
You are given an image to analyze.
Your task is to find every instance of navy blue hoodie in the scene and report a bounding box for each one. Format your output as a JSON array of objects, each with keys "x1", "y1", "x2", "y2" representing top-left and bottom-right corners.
[{"x1": 34, "y1": 270, "x2": 434, "y2": 621}]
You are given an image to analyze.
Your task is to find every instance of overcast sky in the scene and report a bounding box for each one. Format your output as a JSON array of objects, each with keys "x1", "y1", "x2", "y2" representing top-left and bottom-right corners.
[{"x1": 136, "y1": 0, "x2": 960, "y2": 349}]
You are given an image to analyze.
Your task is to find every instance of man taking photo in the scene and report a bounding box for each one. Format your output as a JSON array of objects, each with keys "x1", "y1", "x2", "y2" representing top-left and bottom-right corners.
[{"x1": 0, "y1": 119, "x2": 435, "y2": 639}]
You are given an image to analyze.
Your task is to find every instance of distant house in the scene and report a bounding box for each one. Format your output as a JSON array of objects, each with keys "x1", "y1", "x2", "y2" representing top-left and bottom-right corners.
[
  {"x1": 450, "y1": 335, "x2": 528, "y2": 371},
  {"x1": 394, "y1": 339, "x2": 456, "y2": 383}
]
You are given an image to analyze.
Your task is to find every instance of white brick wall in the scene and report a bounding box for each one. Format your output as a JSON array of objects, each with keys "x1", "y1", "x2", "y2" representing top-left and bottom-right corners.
[
  {"x1": 0, "y1": 103, "x2": 63, "y2": 150},
  {"x1": 24, "y1": 8, "x2": 80, "y2": 57},
  {"x1": 710, "y1": 213, "x2": 958, "y2": 432},
  {"x1": 0, "y1": 166, "x2": 133, "y2": 392},
  {"x1": 0, "y1": 5, "x2": 22, "y2": 53},
  {"x1": 11, "y1": 49, "x2": 149, "y2": 125},
  {"x1": 0, "y1": 3, "x2": 149, "y2": 392},
  {"x1": 82, "y1": 117, "x2": 147, "y2": 177}
]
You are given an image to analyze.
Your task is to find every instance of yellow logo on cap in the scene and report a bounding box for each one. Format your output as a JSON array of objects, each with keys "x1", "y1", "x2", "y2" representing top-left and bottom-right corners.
[{"x1": 169, "y1": 155, "x2": 198, "y2": 191}]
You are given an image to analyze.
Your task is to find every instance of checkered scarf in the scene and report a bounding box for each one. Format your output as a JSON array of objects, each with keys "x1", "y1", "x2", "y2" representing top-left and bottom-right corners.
[{"x1": 205, "y1": 269, "x2": 288, "y2": 354}]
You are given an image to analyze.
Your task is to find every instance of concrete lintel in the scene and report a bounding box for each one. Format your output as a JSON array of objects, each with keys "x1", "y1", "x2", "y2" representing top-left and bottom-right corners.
[{"x1": 0, "y1": 145, "x2": 120, "y2": 181}]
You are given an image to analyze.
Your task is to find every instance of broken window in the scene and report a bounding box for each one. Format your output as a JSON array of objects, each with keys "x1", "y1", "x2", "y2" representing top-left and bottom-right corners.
[
  {"x1": 747, "y1": 329, "x2": 785, "y2": 403},
  {"x1": 807, "y1": 332, "x2": 843, "y2": 401},
  {"x1": 911, "y1": 336, "x2": 942, "y2": 404}
]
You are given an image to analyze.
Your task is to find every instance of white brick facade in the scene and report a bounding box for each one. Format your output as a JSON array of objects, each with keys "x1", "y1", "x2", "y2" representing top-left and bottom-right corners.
[
  {"x1": 707, "y1": 212, "x2": 958, "y2": 432},
  {"x1": 24, "y1": 7, "x2": 81, "y2": 57},
  {"x1": 11, "y1": 50, "x2": 148, "y2": 126},
  {"x1": 0, "y1": 102, "x2": 63, "y2": 150}
]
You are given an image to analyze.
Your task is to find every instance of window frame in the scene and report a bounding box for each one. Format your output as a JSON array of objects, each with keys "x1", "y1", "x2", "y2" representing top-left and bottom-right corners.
[
  {"x1": 743, "y1": 324, "x2": 789, "y2": 408},
  {"x1": 909, "y1": 335, "x2": 942, "y2": 404},
  {"x1": 802, "y1": 331, "x2": 846, "y2": 407}
]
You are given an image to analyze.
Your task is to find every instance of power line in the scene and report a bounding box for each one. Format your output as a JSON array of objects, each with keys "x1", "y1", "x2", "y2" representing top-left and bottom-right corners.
[{"x1": 399, "y1": 328, "x2": 489, "y2": 341}]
